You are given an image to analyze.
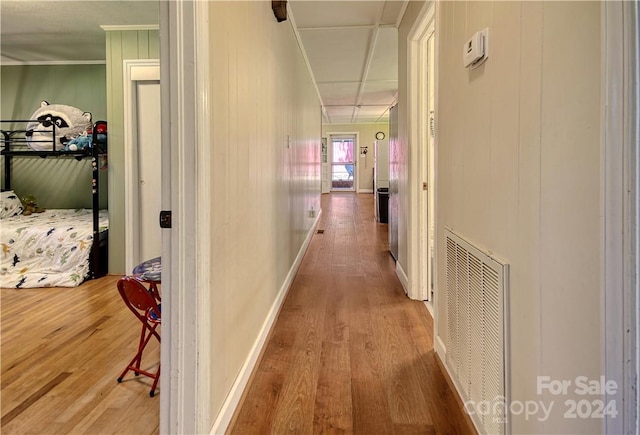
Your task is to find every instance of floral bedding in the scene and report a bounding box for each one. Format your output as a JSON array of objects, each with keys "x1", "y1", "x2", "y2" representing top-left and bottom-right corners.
[{"x1": 0, "y1": 209, "x2": 108, "y2": 288}]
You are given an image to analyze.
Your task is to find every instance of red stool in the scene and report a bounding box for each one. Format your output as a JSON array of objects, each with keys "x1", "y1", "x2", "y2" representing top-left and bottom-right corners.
[{"x1": 116, "y1": 276, "x2": 161, "y2": 397}]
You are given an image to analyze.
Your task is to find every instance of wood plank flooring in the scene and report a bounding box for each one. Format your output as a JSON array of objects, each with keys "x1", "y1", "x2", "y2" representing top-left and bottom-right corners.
[
  {"x1": 1, "y1": 193, "x2": 475, "y2": 434},
  {"x1": 229, "y1": 192, "x2": 475, "y2": 434},
  {"x1": 1, "y1": 275, "x2": 159, "y2": 434}
]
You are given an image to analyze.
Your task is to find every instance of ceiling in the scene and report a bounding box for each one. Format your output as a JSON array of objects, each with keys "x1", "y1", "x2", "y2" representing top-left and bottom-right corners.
[
  {"x1": 0, "y1": 1, "x2": 159, "y2": 63},
  {"x1": 0, "y1": 0, "x2": 404, "y2": 125},
  {"x1": 290, "y1": 1, "x2": 405, "y2": 124}
]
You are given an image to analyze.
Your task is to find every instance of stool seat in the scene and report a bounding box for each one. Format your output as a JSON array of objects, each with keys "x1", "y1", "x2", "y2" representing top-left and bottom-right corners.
[{"x1": 132, "y1": 256, "x2": 162, "y2": 282}]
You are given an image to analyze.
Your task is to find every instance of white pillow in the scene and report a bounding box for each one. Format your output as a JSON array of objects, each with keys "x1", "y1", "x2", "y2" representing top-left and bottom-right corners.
[{"x1": 0, "y1": 191, "x2": 24, "y2": 218}]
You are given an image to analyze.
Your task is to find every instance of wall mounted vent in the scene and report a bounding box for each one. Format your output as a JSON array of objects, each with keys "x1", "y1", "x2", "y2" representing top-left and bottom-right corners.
[{"x1": 445, "y1": 228, "x2": 510, "y2": 434}]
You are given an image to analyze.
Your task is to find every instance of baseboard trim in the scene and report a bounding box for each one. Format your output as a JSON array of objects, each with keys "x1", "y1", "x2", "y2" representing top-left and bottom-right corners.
[
  {"x1": 210, "y1": 210, "x2": 322, "y2": 435},
  {"x1": 396, "y1": 261, "x2": 409, "y2": 295},
  {"x1": 423, "y1": 300, "x2": 434, "y2": 318},
  {"x1": 435, "y1": 334, "x2": 446, "y2": 359},
  {"x1": 358, "y1": 188, "x2": 374, "y2": 193}
]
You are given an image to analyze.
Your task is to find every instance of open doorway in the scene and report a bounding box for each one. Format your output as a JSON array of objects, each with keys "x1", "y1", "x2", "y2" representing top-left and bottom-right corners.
[
  {"x1": 330, "y1": 134, "x2": 357, "y2": 191},
  {"x1": 408, "y1": 3, "x2": 435, "y2": 304}
]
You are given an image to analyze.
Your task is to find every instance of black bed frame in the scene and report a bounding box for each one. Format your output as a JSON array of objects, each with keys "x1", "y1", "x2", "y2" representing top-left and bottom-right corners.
[{"x1": 0, "y1": 120, "x2": 108, "y2": 280}]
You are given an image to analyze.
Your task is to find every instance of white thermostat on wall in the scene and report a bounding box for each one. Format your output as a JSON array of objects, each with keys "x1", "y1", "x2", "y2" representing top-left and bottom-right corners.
[{"x1": 463, "y1": 28, "x2": 489, "y2": 69}]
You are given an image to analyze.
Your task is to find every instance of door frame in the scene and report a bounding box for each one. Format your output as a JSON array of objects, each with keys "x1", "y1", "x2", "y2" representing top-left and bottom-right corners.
[
  {"x1": 407, "y1": 2, "x2": 435, "y2": 302},
  {"x1": 418, "y1": 16, "x2": 435, "y2": 304},
  {"x1": 321, "y1": 137, "x2": 330, "y2": 193},
  {"x1": 326, "y1": 132, "x2": 359, "y2": 192},
  {"x1": 123, "y1": 59, "x2": 160, "y2": 273},
  {"x1": 160, "y1": 0, "x2": 211, "y2": 433},
  {"x1": 602, "y1": 1, "x2": 639, "y2": 432}
]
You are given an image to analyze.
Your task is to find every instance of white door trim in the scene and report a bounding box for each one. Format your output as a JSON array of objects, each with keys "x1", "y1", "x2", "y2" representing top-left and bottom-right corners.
[
  {"x1": 327, "y1": 132, "x2": 359, "y2": 192},
  {"x1": 160, "y1": 0, "x2": 211, "y2": 433},
  {"x1": 194, "y1": 0, "x2": 212, "y2": 429},
  {"x1": 406, "y1": 2, "x2": 435, "y2": 301},
  {"x1": 123, "y1": 59, "x2": 160, "y2": 273},
  {"x1": 601, "y1": 1, "x2": 638, "y2": 433},
  {"x1": 321, "y1": 137, "x2": 330, "y2": 194}
]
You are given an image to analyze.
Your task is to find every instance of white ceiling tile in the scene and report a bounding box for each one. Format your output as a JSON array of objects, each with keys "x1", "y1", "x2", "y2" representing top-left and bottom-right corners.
[
  {"x1": 290, "y1": 1, "x2": 383, "y2": 28},
  {"x1": 355, "y1": 105, "x2": 390, "y2": 118},
  {"x1": 380, "y1": 1, "x2": 406, "y2": 26},
  {"x1": 359, "y1": 80, "x2": 397, "y2": 105},
  {"x1": 317, "y1": 82, "x2": 360, "y2": 106},
  {"x1": 366, "y1": 27, "x2": 398, "y2": 81},
  {"x1": 325, "y1": 106, "x2": 356, "y2": 123},
  {"x1": 300, "y1": 28, "x2": 372, "y2": 83},
  {"x1": 292, "y1": 1, "x2": 402, "y2": 124},
  {"x1": 355, "y1": 114, "x2": 388, "y2": 123}
]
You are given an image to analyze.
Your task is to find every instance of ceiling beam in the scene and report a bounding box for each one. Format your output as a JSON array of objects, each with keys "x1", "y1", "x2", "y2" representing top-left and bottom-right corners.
[
  {"x1": 297, "y1": 24, "x2": 396, "y2": 32},
  {"x1": 287, "y1": 3, "x2": 331, "y2": 123},
  {"x1": 351, "y1": 2, "x2": 386, "y2": 123},
  {"x1": 395, "y1": 1, "x2": 410, "y2": 28},
  {"x1": 316, "y1": 79, "x2": 397, "y2": 85}
]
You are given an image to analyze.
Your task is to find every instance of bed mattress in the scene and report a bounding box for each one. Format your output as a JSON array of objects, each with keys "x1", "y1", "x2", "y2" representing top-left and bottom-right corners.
[{"x1": 0, "y1": 209, "x2": 109, "y2": 288}]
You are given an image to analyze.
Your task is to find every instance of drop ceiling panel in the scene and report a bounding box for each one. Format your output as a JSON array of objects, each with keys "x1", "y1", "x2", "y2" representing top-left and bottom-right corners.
[
  {"x1": 291, "y1": 1, "x2": 383, "y2": 28},
  {"x1": 359, "y1": 80, "x2": 398, "y2": 105},
  {"x1": 291, "y1": 2, "x2": 405, "y2": 124},
  {"x1": 325, "y1": 106, "x2": 356, "y2": 123},
  {"x1": 299, "y1": 28, "x2": 372, "y2": 83},
  {"x1": 380, "y1": 1, "x2": 406, "y2": 26},
  {"x1": 354, "y1": 114, "x2": 388, "y2": 123},
  {"x1": 317, "y1": 82, "x2": 360, "y2": 106},
  {"x1": 367, "y1": 27, "x2": 398, "y2": 81},
  {"x1": 355, "y1": 105, "x2": 390, "y2": 118}
]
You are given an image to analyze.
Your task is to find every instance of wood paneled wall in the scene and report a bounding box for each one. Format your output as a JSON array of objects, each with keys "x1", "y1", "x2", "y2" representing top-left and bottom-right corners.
[
  {"x1": 105, "y1": 29, "x2": 159, "y2": 274},
  {"x1": 206, "y1": 1, "x2": 321, "y2": 426},
  {"x1": 0, "y1": 64, "x2": 107, "y2": 209},
  {"x1": 435, "y1": 2, "x2": 602, "y2": 433}
]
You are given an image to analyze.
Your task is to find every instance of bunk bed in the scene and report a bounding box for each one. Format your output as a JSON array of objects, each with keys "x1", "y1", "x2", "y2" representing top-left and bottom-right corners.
[{"x1": 0, "y1": 120, "x2": 108, "y2": 288}]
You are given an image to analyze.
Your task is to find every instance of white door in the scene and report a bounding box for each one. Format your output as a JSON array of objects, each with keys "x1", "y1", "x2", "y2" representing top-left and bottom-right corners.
[
  {"x1": 426, "y1": 28, "x2": 436, "y2": 301},
  {"x1": 124, "y1": 60, "x2": 161, "y2": 272},
  {"x1": 136, "y1": 82, "x2": 162, "y2": 263},
  {"x1": 407, "y1": 3, "x2": 435, "y2": 301}
]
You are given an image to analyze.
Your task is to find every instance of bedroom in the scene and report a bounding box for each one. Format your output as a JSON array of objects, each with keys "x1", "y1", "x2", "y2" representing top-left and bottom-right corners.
[
  {"x1": 1, "y1": 1, "x2": 160, "y2": 286},
  {"x1": 1, "y1": 2, "x2": 163, "y2": 432}
]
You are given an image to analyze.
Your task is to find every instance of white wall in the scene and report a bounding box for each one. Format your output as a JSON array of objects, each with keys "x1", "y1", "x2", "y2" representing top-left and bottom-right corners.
[
  {"x1": 322, "y1": 122, "x2": 389, "y2": 192},
  {"x1": 206, "y1": 1, "x2": 321, "y2": 425},
  {"x1": 431, "y1": 1, "x2": 603, "y2": 433}
]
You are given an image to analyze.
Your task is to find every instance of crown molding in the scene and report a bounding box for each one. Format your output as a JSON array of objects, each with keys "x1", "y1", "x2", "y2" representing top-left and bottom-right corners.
[
  {"x1": 1, "y1": 60, "x2": 106, "y2": 66},
  {"x1": 100, "y1": 24, "x2": 159, "y2": 31}
]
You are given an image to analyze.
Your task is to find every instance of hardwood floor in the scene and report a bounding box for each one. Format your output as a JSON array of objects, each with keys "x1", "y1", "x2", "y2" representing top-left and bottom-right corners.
[
  {"x1": 1, "y1": 193, "x2": 474, "y2": 434},
  {"x1": 1, "y1": 275, "x2": 159, "y2": 434},
  {"x1": 229, "y1": 193, "x2": 475, "y2": 434}
]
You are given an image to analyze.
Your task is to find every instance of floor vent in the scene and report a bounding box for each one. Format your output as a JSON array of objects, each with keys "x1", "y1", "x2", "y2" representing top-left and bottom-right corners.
[
  {"x1": 445, "y1": 228, "x2": 510, "y2": 434},
  {"x1": 316, "y1": 229, "x2": 325, "y2": 234}
]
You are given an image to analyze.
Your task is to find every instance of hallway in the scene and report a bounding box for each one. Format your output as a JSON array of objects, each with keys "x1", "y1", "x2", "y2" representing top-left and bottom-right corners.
[{"x1": 229, "y1": 193, "x2": 474, "y2": 434}]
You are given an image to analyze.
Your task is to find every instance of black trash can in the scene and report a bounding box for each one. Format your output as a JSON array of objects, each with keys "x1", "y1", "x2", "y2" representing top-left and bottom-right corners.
[{"x1": 377, "y1": 187, "x2": 389, "y2": 223}]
